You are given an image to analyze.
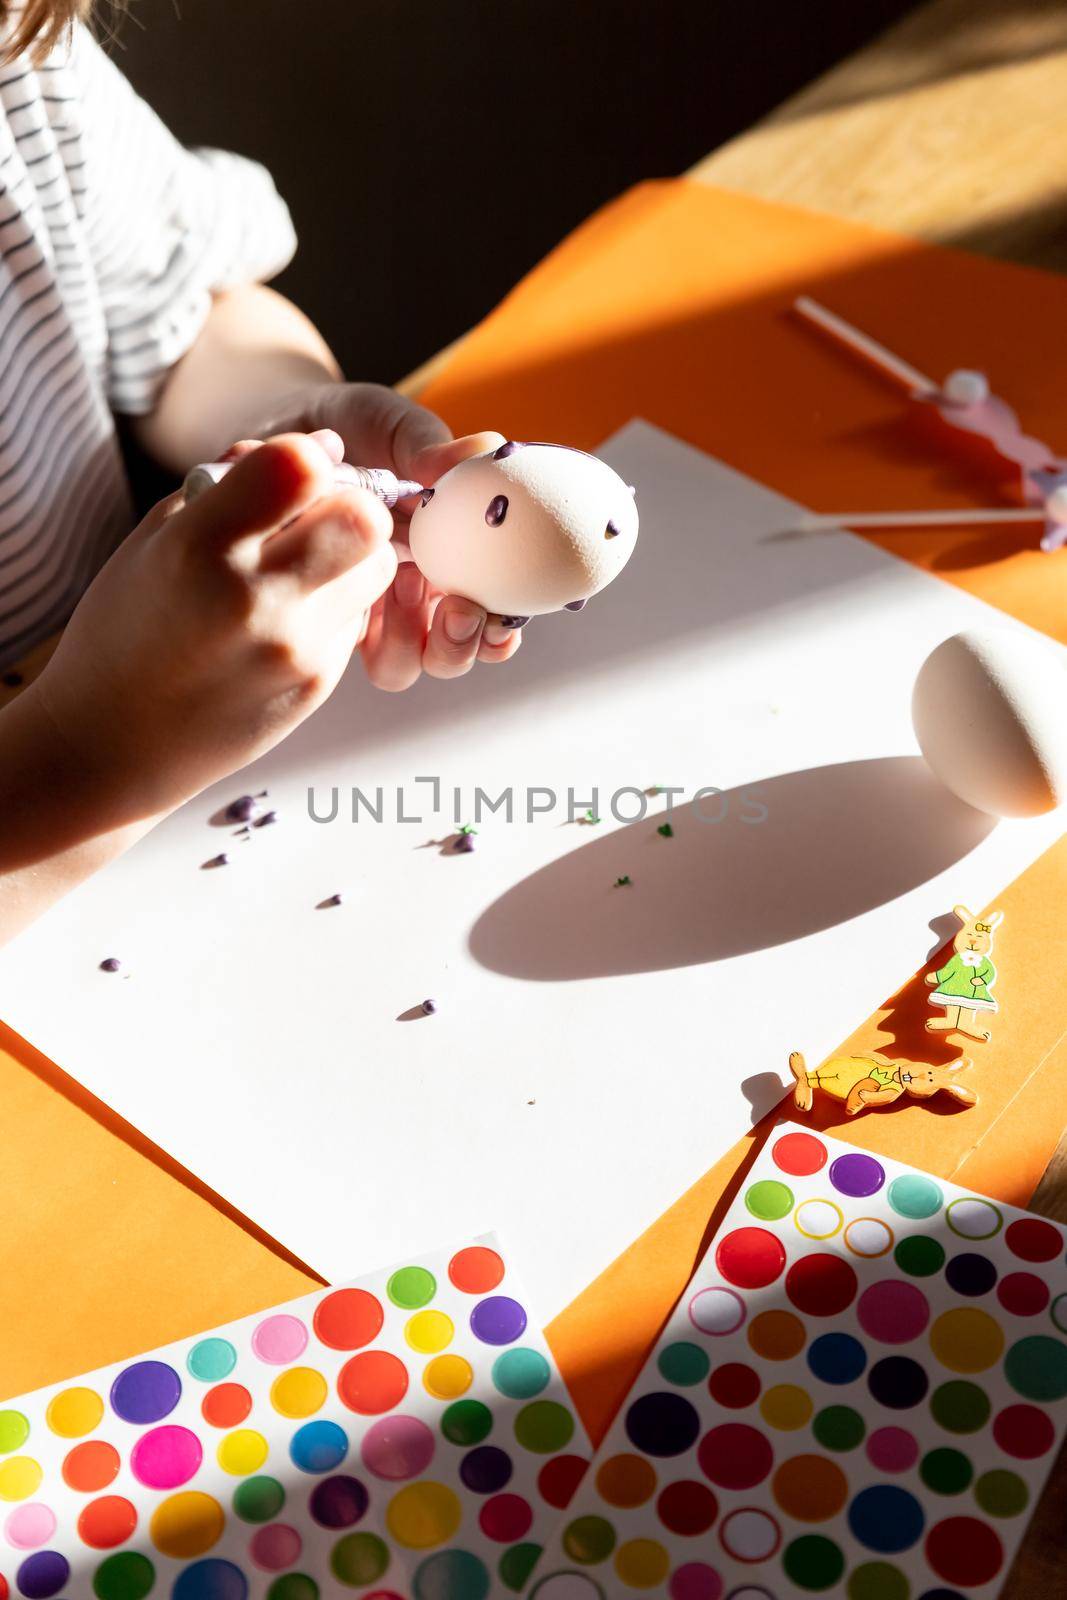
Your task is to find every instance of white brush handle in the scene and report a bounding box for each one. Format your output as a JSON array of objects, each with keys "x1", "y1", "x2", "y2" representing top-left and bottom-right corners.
[
  {"x1": 798, "y1": 507, "x2": 1043, "y2": 531},
  {"x1": 794, "y1": 296, "x2": 938, "y2": 396}
]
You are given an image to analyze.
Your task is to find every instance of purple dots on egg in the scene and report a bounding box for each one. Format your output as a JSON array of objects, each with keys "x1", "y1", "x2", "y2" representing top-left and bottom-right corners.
[
  {"x1": 498, "y1": 615, "x2": 528, "y2": 629},
  {"x1": 470, "y1": 1296, "x2": 527, "y2": 1346},
  {"x1": 202, "y1": 853, "x2": 229, "y2": 869},
  {"x1": 605, "y1": 520, "x2": 620, "y2": 539},
  {"x1": 253, "y1": 811, "x2": 277, "y2": 828},
  {"x1": 454, "y1": 834, "x2": 475, "y2": 853},
  {"x1": 225, "y1": 795, "x2": 257, "y2": 823},
  {"x1": 109, "y1": 1360, "x2": 182, "y2": 1424},
  {"x1": 485, "y1": 495, "x2": 509, "y2": 527},
  {"x1": 99, "y1": 958, "x2": 121, "y2": 973},
  {"x1": 564, "y1": 599, "x2": 587, "y2": 611},
  {"x1": 420, "y1": 487, "x2": 435, "y2": 506},
  {"x1": 421, "y1": 999, "x2": 437, "y2": 1015},
  {"x1": 493, "y1": 441, "x2": 521, "y2": 459},
  {"x1": 829, "y1": 1152, "x2": 885, "y2": 1198}
]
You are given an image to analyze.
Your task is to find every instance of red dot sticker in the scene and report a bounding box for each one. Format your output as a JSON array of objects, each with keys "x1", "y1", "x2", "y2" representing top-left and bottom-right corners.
[
  {"x1": 997, "y1": 1272, "x2": 1050, "y2": 1318},
  {"x1": 62, "y1": 1440, "x2": 120, "y2": 1493},
  {"x1": 657, "y1": 1479, "x2": 719, "y2": 1536},
  {"x1": 697, "y1": 1424, "x2": 774, "y2": 1490},
  {"x1": 201, "y1": 1383, "x2": 252, "y2": 1429},
  {"x1": 925, "y1": 1515, "x2": 1004, "y2": 1587},
  {"x1": 337, "y1": 1351, "x2": 409, "y2": 1415},
  {"x1": 1004, "y1": 1218, "x2": 1063, "y2": 1264},
  {"x1": 772, "y1": 1132, "x2": 827, "y2": 1177},
  {"x1": 715, "y1": 1228, "x2": 787, "y2": 1290},
  {"x1": 707, "y1": 1364, "x2": 761, "y2": 1410},
  {"x1": 786, "y1": 1254, "x2": 858, "y2": 1317},
  {"x1": 449, "y1": 1247, "x2": 506, "y2": 1295},
  {"x1": 76, "y1": 1496, "x2": 138, "y2": 1550},
  {"x1": 537, "y1": 1454, "x2": 589, "y2": 1509},
  {"x1": 313, "y1": 1289, "x2": 384, "y2": 1351},
  {"x1": 992, "y1": 1404, "x2": 1055, "y2": 1459},
  {"x1": 479, "y1": 1492, "x2": 533, "y2": 1542}
]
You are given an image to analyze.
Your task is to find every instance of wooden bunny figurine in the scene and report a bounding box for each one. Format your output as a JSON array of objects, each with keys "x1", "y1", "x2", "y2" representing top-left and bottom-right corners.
[
  {"x1": 789, "y1": 1050, "x2": 977, "y2": 1118},
  {"x1": 925, "y1": 904, "x2": 1003, "y2": 1044}
]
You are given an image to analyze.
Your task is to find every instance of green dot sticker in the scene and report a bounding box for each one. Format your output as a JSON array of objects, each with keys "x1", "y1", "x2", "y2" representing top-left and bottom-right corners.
[
  {"x1": 267, "y1": 1580, "x2": 319, "y2": 1600},
  {"x1": 499, "y1": 1542, "x2": 542, "y2": 1592},
  {"x1": 387, "y1": 1265, "x2": 437, "y2": 1309},
  {"x1": 563, "y1": 1514, "x2": 616, "y2": 1564},
  {"x1": 930, "y1": 1380, "x2": 991, "y2": 1434},
  {"x1": 92, "y1": 1552, "x2": 156, "y2": 1600},
  {"x1": 782, "y1": 1534, "x2": 845, "y2": 1591},
  {"x1": 812, "y1": 1405, "x2": 865, "y2": 1452},
  {"x1": 330, "y1": 1532, "x2": 389, "y2": 1586},
  {"x1": 186, "y1": 1337, "x2": 236, "y2": 1382},
  {"x1": 887, "y1": 1175, "x2": 943, "y2": 1219},
  {"x1": 946, "y1": 1197, "x2": 1003, "y2": 1240},
  {"x1": 974, "y1": 1468, "x2": 1029, "y2": 1518},
  {"x1": 514, "y1": 1400, "x2": 575, "y2": 1454},
  {"x1": 657, "y1": 1341, "x2": 710, "y2": 1387},
  {"x1": 1004, "y1": 1334, "x2": 1067, "y2": 1401},
  {"x1": 1050, "y1": 1294, "x2": 1067, "y2": 1335},
  {"x1": 441, "y1": 1399, "x2": 493, "y2": 1446},
  {"x1": 0, "y1": 1410, "x2": 29, "y2": 1454},
  {"x1": 233, "y1": 1475, "x2": 286, "y2": 1523},
  {"x1": 846, "y1": 1561, "x2": 909, "y2": 1600},
  {"x1": 492, "y1": 1348, "x2": 551, "y2": 1400},
  {"x1": 894, "y1": 1234, "x2": 946, "y2": 1277},
  {"x1": 920, "y1": 1446, "x2": 973, "y2": 1495},
  {"x1": 745, "y1": 1179, "x2": 794, "y2": 1221}
]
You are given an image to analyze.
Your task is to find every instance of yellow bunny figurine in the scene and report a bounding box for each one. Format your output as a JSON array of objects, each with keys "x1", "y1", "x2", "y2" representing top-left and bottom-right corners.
[
  {"x1": 789, "y1": 1050, "x2": 977, "y2": 1118},
  {"x1": 925, "y1": 905, "x2": 1003, "y2": 1044}
]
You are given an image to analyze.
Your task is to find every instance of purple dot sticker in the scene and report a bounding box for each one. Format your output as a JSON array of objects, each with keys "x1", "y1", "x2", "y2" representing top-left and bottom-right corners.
[
  {"x1": 308, "y1": 1474, "x2": 369, "y2": 1529},
  {"x1": 251, "y1": 1315, "x2": 308, "y2": 1365},
  {"x1": 109, "y1": 1361, "x2": 182, "y2": 1424},
  {"x1": 470, "y1": 1296, "x2": 527, "y2": 1346},
  {"x1": 829, "y1": 1153, "x2": 885, "y2": 1199},
  {"x1": 460, "y1": 1445, "x2": 513, "y2": 1494},
  {"x1": 360, "y1": 1416, "x2": 435, "y2": 1481},
  {"x1": 130, "y1": 1425, "x2": 203, "y2": 1489},
  {"x1": 15, "y1": 1551, "x2": 69, "y2": 1600}
]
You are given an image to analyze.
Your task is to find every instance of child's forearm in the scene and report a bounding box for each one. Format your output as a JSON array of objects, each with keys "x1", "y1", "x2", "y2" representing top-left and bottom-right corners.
[{"x1": 131, "y1": 283, "x2": 342, "y2": 473}]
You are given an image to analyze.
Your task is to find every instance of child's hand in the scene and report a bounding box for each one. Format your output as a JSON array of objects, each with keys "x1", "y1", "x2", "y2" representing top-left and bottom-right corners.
[
  {"x1": 257, "y1": 382, "x2": 524, "y2": 691},
  {"x1": 32, "y1": 432, "x2": 400, "y2": 821}
]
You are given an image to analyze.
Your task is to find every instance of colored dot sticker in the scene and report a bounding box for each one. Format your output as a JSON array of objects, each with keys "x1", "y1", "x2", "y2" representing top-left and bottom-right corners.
[
  {"x1": 313, "y1": 1290, "x2": 384, "y2": 1352},
  {"x1": 845, "y1": 1218, "x2": 893, "y2": 1258},
  {"x1": 812, "y1": 1406, "x2": 865, "y2": 1452},
  {"x1": 308, "y1": 1474, "x2": 369, "y2": 1529},
  {"x1": 707, "y1": 1363, "x2": 760, "y2": 1409},
  {"x1": 866, "y1": 1427, "x2": 918, "y2": 1473},
  {"x1": 202, "y1": 1384, "x2": 252, "y2": 1429},
  {"x1": 668, "y1": 1565, "x2": 723, "y2": 1600},
  {"x1": 829, "y1": 1153, "x2": 884, "y2": 1198},
  {"x1": 14, "y1": 1552, "x2": 69, "y2": 1599},
  {"x1": 479, "y1": 1491, "x2": 532, "y2": 1543},
  {"x1": 945, "y1": 1198, "x2": 1002, "y2": 1240},
  {"x1": 614, "y1": 1537, "x2": 670, "y2": 1587},
  {"x1": 424, "y1": 1355, "x2": 474, "y2": 1400},
  {"x1": 46, "y1": 1387, "x2": 103, "y2": 1438},
  {"x1": 747, "y1": 1310, "x2": 805, "y2": 1361},
  {"x1": 441, "y1": 1400, "x2": 492, "y2": 1446},
  {"x1": 1003, "y1": 1334, "x2": 1067, "y2": 1400},
  {"x1": 997, "y1": 1272, "x2": 1049, "y2": 1317},
  {"x1": 290, "y1": 1421, "x2": 349, "y2": 1474},
  {"x1": 131, "y1": 1426, "x2": 205, "y2": 1491},
  {"x1": 719, "y1": 1507, "x2": 780, "y2": 1562},
  {"x1": 461, "y1": 1445, "x2": 513, "y2": 1495},
  {"x1": 625, "y1": 1393, "x2": 700, "y2": 1459},
  {"x1": 187, "y1": 1339, "x2": 237, "y2": 1383},
  {"x1": 563, "y1": 1514, "x2": 616, "y2": 1563},
  {"x1": 387, "y1": 1267, "x2": 437, "y2": 1310},
  {"x1": 250, "y1": 1523, "x2": 302, "y2": 1572},
  {"x1": 78, "y1": 1496, "x2": 138, "y2": 1550},
  {"x1": 338, "y1": 1352, "x2": 409, "y2": 1415},
  {"x1": 595, "y1": 1454, "x2": 657, "y2": 1509},
  {"x1": 921, "y1": 1448, "x2": 973, "y2": 1496},
  {"x1": 4, "y1": 1503, "x2": 56, "y2": 1549},
  {"x1": 499, "y1": 1543, "x2": 541, "y2": 1594},
  {"x1": 782, "y1": 1534, "x2": 844, "y2": 1590},
  {"x1": 537, "y1": 1455, "x2": 589, "y2": 1510},
  {"x1": 267, "y1": 1574, "x2": 317, "y2": 1598},
  {"x1": 794, "y1": 1200, "x2": 843, "y2": 1240},
  {"x1": 1052, "y1": 1293, "x2": 1067, "y2": 1334},
  {"x1": 386, "y1": 1481, "x2": 462, "y2": 1548},
  {"x1": 887, "y1": 1175, "x2": 943, "y2": 1220},
  {"x1": 944, "y1": 1253, "x2": 997, "y2": 1298},
  {"x1": 974, "y1": 1468, "x2": 1028, "y2": 1518},
  {"x1": 405, "y1": 1311, "x2": 454, "y2": 1355},
  {"x1": 745, "y1": 1180, "x2": 794, "y2": 1220},
  {"x1": 924, "y1": 1515, "x2": 1004, "y2": 1587},
  {"x1": 0, "y1": 1412, "x2": 29, "y2": 1454},
  {"x1": 807, "y1": 1332, "x2": 867, "y2": 1386},
  {"x1": 493, "y1": 1348, "x2": 551, "y2": 1399},
  {"x1": 929, "y1": 1308, "x2": 1004, "y2": 1373},
  {"x1": 715, "y1": 1228, "x2": 786, "y2": 1289},
  {"x1": 759, "y1": 1385, "x2": 812, "y2": 1431},
  {"x1": 697, "y1": 1423, "x2": 773, "y2": 1490},
  {"x1": 0, "y1": 1458, "x2": 42, "y2": 1502},
  {"x1": 772, "y1": 1131, "x2": 827, "y2": 1175},
  {"x1": 92, "y1": 1551, "x2": 155, "y2": 1600},
  {"x1": 172, "y1": 1559, "x2": 247, "y2": 1600},
  {"x1": 251, "y1": 1315, "x2": 308, "y2": 1365},
  {"x1": 361, "y1": 1416, "x2": 435, "y2": 1480},
  {"x1": 847, "y1": 1563, "x2": 909, "y2": 1600},
  {"x1": 330, "y1": 1530, "x2": 390, "y2": 1586},
  {"x1": 150, "y1": 1490, "x2": 225, "y2": 1558},
  {"x1": 110, "y1": 1362, "x2": 181, "y2": 1425},
  {"x1": 848, "y1": 1485, "x2": 925, "y2": 1552},
  {"x1": 786, "y1": 1254, "x2": 857, "y2": 1316},
  {"x1": 857, "y1": 1281, "x2": 930, "y2": 1344},
  {"x1": 233, "y1": 1477, "x2": 285, "y2": 1523},
  {"x1": 930, "y1": 1381, "x2": 991, "y2": 1435},
  {"x1": 514, "y1": 1401, "x2": 575, "y2": 1454},
  {"x1": 689, "y1": 1289, "x2": 746, "y2": 1336},
  {"x1": 471, "y1": 1297, "x2": 528, "y2": 1346},
  {"x1": 658, "y1": 1342, "x2": 711, "y2": 1388},
  {"x1": 414, "y1": 1550, "x2": 489, "y2": 1599},
  {"x1": 867, "y1": 1357, "x2": 929, "y2": 1410},
  {"x1": 773, "y1": 1453, "x2": 848, "y2": 1522},
  {"x1": 449, "y1": 1247, "x2": 505, "y2": 1294},
  {"x1": 1004, "y1": 1217, "x2": 1062, "y2": 1262},
  {"x1": 216, "y1": 1429, "x2": 268, "y2": 1477},
  {"x1": 63, "y1": 1440, "x2": 120, "y2": 1493},
  {"x1": 895, "y1": 1235, "x2": 945, "y2": 1277}
]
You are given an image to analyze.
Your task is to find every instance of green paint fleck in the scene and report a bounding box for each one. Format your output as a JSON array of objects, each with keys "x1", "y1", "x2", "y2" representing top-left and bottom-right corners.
[
  {"x1": 614, "y1": 875, "x2": 632, "y2": 887},
  {"x1": 657, "y1": 822, "x2": 673, "y2": 837},
  {"x1": 584, "y1": 810, "x2": 601, "y2": 824}
]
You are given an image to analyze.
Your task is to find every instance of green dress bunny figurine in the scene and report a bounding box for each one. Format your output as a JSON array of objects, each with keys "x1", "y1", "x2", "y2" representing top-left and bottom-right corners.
[{"x1": 926, "y1": 904, "x2": 1003, "y2": 1044}]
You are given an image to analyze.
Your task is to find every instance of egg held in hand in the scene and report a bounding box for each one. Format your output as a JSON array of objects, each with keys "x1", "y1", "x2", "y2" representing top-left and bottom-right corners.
[{"x1": 407, "y1": 440, "x2": 638, "y2": 618}]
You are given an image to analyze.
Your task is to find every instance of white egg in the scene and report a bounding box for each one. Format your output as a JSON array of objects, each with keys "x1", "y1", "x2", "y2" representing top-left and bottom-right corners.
[
  {"x1": 407, "y1": 440, "x2": 638, "y2": 617},
  {"x1": 912, "y1": 627, "x2": 1067, "y2": 817}
]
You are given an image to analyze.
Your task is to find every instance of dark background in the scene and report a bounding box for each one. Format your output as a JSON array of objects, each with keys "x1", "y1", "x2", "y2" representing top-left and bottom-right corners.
[{"x1": 113, "y1": 0, "x2": 920, "y2": 385}]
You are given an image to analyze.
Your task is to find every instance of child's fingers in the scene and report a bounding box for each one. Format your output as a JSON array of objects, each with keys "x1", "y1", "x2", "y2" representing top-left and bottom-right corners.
[
  {"x1": 179, "y1": 433, "x2": 336, "y2": 554},
  {"x1": 412, "y1": 431, "x2": 507, "y2": 490},
  {"x1": 361, "y1": 562, "x2": 432, "y2": 692},
  {"x1": 259, "y1": 488, "x2": 395, "y2": 593},
  {"x1": 422, "y1": 595, "x2": 487, "y2": 679},
  {"x1": 477, "y1": 622, "x2": 523, "y2": 664}
]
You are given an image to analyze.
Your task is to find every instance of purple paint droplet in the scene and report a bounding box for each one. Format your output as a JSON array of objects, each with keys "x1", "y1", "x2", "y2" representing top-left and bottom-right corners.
[
  {"x1": 493, "y1": 441, "x2": 522, "y2": 459},
  {"x1": 564, "y1": 599, "x2": 587, "y2": 611},
  {"x1": 99, "y1": 957, "x2": 121, "y2": 973},
  {"x1": 202, "y1": 853, "x2": 229, "y2": 869},
  {"x1": 322, "y1": 893, "x2": 343, "y2": 907},
  {"x1": 829, "y1": 1152, "x2": 886, "y2": 1198},
  {"x1": 15, "y1": 1551, "x2": 69, "y2": 1600},
  {"x1": 605, "y1": 520, "x2": 620, "y2": 539},
  {"x1": 499, "y1": 615, "x2": 528, "y2": 629},
  {"x1": 454, "y1": 833, "x2": 475, "y2": 853},
  {"x1": 421, "y1": 998, "x2": 437, "y2": 1015},
  {"x1": 2, "y1": 669, "x2": 23, "y2": 687},
  {"x1": 110, "y1": 1359, "x2": 182, "y2": 1423},
  {"x1": 470, "y1": 1295, "x2": 527, "y2": 1346},
  {"x1": 225, "y1": 795, "x2": 256, "y2": 823},
  {"x1": 420, "y1": 487, "x2": 435, "y2": 507},
  {"x1": 253, "y1": 811, "x2": 277, "y2": 828},
  {"x1": 485, "y1": 495, "x2": 509, "y2": 527}
]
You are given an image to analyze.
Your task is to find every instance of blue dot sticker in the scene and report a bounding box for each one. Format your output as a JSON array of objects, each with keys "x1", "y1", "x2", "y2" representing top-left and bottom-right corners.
[
  {"x1": 847, "y1": 1484, "x2": 925, "y2": 1552},
  {"x1": 492, "y1": 1348, "x2": 550, "y2": 1400},
  {"x1": 807, "y1": 1332, "x2": 867, "y2": 1386},
  {"x1": 187, "y1": 1339, "x2": 237, "y2": 1383},
  {"x1": 290, "y1": 1420, "x2": 348, "y2": 1474}
]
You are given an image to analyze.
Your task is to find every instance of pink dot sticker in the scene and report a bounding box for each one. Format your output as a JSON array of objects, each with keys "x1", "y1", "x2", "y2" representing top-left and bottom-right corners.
[
  {"x1": 251, "y1": 1315, "x2": 308, "y2": 1365},
  {"x1": 360, "y1": 1416, "x2": 435, "y2": 1481},
  {"x1": 718, "y1": 1507, "x2": 781, "y2": 1562},
  {"x1": 3, "y1": 1503, "x2": 56, "y2": 1550},
  {"x1": 669, "y1": 1564, "x2": 724, "y2": 1600},
  {"x1": 857, "y1": 1281, "x2": 930, "y2": 1344},
  {"x1": 689, "y1": 1288, "x2": 746, "y2": 1336},
  {"x1": 866, "y1": 1427, "x2": 919, "y2": 1473},
  {"x1": 129, "y1": 1425, "x2": 203, "y2": 1490},
  {"x1": 249, "y1": 1522, "x2": 303, "y2": 1571}
]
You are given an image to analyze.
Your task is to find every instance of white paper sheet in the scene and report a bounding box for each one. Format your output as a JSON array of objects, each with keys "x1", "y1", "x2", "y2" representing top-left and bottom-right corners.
[{"x1": 2, "y1": 422, "x2": 1061, "y2": 1319}]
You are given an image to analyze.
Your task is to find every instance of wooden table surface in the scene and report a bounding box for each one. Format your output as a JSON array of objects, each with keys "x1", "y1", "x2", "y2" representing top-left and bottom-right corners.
[{"x1": 403, "y1": 2, "x2": 1067, "y2": 1592}]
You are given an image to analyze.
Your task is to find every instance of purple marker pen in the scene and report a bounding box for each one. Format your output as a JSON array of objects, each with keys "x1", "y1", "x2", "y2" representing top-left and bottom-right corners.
[{"x1": 182, "y1": 460, "x2": 424, "y2": 510}]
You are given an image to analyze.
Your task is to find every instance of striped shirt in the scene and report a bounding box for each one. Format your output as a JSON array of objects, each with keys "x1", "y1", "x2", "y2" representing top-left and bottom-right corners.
[{"x1": 0, "y1": 19, "x2": 296, "y2": 668}]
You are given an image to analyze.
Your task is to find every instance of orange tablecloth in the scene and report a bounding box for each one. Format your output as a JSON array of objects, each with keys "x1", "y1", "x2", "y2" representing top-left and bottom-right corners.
[{"x1": 3, "y1": 181, "x2": 1066, "y2": 1448}]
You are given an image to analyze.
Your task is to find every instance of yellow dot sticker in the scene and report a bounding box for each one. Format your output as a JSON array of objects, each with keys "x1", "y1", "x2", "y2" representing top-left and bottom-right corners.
[
  {"x1": 404, "y1": 1310, "x2": 454, "y2": 1355},
  {"x1": 0, "y1": 1457, "x2": 42, "y2": 1502},
  {"x1": 386, "y1": 1481, "x2": 462, "y2": 1548},
  {"x1": 216, "y1": 1429, "x2": 269, "y2": 1476},
  {"x1": 46, "y1": 1386, "x2": 104, "y2": 1439},
  {"x1": 422, "y1": 1355, "x2": 473, "y2": 1401},
  {"x1": 794, "y1": 1199, "x2": 843, "y2": 1240},
  {"x1": 930, "y1": 1308, "x2": 1005, "y2": 1374},
  {"x1": 614, "y1": 1537, "x2": 670, "y2": 1588},
  {"x1": 150, "y1": 1490, "x2": 225, "y2": 1558},
  {"x1": 270, "y1": 1367, "x2": 327, "y2": 1419},
  {"x1": 760, "y1": 1384, "x2": 813, "y2": 1431}
]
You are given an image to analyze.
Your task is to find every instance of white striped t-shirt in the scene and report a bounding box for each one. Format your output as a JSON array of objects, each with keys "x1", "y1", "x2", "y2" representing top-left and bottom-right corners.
[{"x1": 0, "y1": 20, "x2": 296, "y2": 668}]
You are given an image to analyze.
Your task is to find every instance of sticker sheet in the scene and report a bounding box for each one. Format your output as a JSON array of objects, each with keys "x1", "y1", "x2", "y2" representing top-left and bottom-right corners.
[
  {"x1": 0, "y1": 1235, "x2": 590, "y2": 1600},
  {"x1": 532, "y1": 1124, "x2": 1067, "y2": 1599}
]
